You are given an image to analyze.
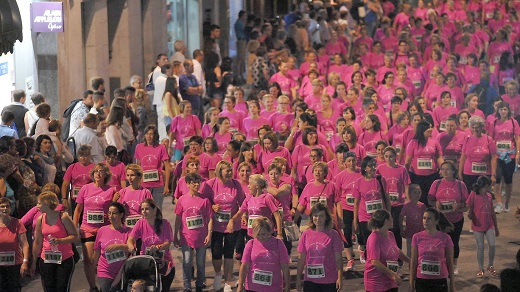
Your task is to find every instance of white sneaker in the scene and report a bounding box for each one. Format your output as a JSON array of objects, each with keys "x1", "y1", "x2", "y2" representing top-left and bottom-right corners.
[
  {"x1": 494, "y1": 203, "x2": 504, "y2": 214},
  {"x1": 454, "y1": 266, "x2": 459, "y2": 276},
  {"x1": 213, "y1": 274, "x2": 222, "y2": 291},
  {"x1": 360, "y1": 251, "x2": 366, "y2": 264},
  {"x1": 505, "y1": 205, "x2": 511, "y2": 213},
  {"x1": 223, "y1": 283, "x2": 232, "y2": 292}
]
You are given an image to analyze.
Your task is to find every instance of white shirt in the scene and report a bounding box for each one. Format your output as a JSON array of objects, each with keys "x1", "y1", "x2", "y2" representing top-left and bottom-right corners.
[
  {"x1": 72, "y1": 126, "x2": 104, "y2": 163},
  {"x1": 193, "y1": 59, "x2": 206, "y2": 96},
  {"x1": 153, "y1": 74, "x2": 167, "y2": 105}
]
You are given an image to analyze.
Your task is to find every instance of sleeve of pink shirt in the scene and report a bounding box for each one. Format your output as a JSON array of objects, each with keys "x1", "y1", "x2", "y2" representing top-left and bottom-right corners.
[
  {"x1": 265, "y1": 194, "x2": 280, "y2": 213},
  {"x1": 241, "y1": 239, "x2": 254, "y2": 264}
]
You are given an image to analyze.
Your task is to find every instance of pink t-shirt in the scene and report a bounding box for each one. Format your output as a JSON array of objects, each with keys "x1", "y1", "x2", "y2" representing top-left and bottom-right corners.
[
  {"x1": 269, "y1": 73, "x2": 298, "y2": 97},
  {"x1": 174, "y1": 195, "x2": 213, "y2": 248},
  {"x1": 436, "y1": 131, "x2": 466, "y2": 162},
  {"x1": 173, "y1": 177, "x2": 208, "y2": 199},
  {"x1": 298, "y1": 181, "x2": 339, "y2": 214},
  {"x1": 242, "y1": 237, "x2": 289, "y2": 291},
  {"x1": 212, "y1": 131, "x2": 233, "y2": 156},
  {"x1": 64, "y1": 162, "x2": 94, "y2": 199},
  {"x1": 335, "y1": 169, "x2": 363, "y2": 211},
  {"x1": 76, "y1": 183, "x2": 117, "y2": 231},
  {"x1": 260, "y1": 109, "x2": 277, "y2": 120},
  {"x1": 405, "y1": 138, "x2": 443, "y2": 176},
  {"x1": 257, "y1": 147, "x2": 292, "y2": 174},
  {"x1": 240, "y1": 193, "x2": 279, "y2": 236},
  {"x1": 203, "y1": 178, "x2": 245, "y2": 233},
  {"x1": 297, "y1": 229, "x2": 343, "y2": 284},
  {"x1": 412, "y1": 230, "x2": 453, "y2": 279},
  {"x1": 377, "y1": 85, "x2": 398, "y2": 109},
  {"x1": 377, "y1": 164, "x2": 411, "y2": 206},
  {"x1": 292, "y1": 144, "x2": 329, "y2": 183},
  {"x1": 432, "y1": 106, "x2": 458, "y2": 130},
  {"x1": 488, "y1": 118, "x2": 520, "y2": 159},
  {"x1": 401, "y1": 201, "x2": 427, "y2": 238},
  {"x1": 365, "y1": 231, "x2": 400, "y2": 291},
  {"x1": 368, "y1": 52, "x2": 385, "y2": 71},
  {"x1": 94, "y1": 225, "x2": 131, "y2": 279},
  {"x1": 135, "y1": 144, "x2": 169, "y2": 188},
  {"x1": 461, "y1": 134, "x2": 496, "y2": 175},
  {"x1": 466, "y1": 192, "x2": 495, "y2": 232},
  {"x1": 353, "y1": 177, "x2": 385, "y2": 222},
  {"x1": 359, "y1": 131, "x2": 387, "y2": 157},
  {"x1": 106, "y1": 162, "x2": 126, "y2": 191},
  {"x1": 428, "y1": 179, "x2": 468, "y2": 223},
  {"x1": 243, "y1": 116, "x2": 269, "y2": 141},
  {"x1": 130, "y1": 219, "x2": 174, "y2": 267},
  {"x1": 317, "y1": 111, "x2": 341, "y2": 139},
  {"x1": 181, "y1": 152, "x2": 216, "y2": 179},
  {"x1": 201, "y1": 124, "x2": 213, "y2": 138},
  {"x1": 21, "y1": 205, "x2": 65, "y2": 233},
  {"x1": 219, "y1": 110, "x2": 246, "y2": 133},
  {"x1": 500, "y1": 94, "x2": 520, "y2": 117},
  {"x1": 170, "y1": 114, "x2": 202, "y2": 150},
  {"x1": 118, "y1": 186, "x2": 152, "y2": 217},
  {"x1": 268, "y1": 180, "x2": 292, "y2": 221},
  {"x1": 268, "y1": 112, "x2": 293, "y2": 134},
  {"x1": 40, "y1": 213, "x2": 74, "y2": 261}
]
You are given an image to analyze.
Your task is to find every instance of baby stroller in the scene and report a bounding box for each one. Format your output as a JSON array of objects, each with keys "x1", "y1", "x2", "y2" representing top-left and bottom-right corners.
[{"x1": 113, "y1": 255, "x2": 161, "y2": 292}]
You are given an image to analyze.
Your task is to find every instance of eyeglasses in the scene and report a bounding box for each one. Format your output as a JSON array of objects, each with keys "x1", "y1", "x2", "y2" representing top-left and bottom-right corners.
[{"x1": 93, "y1": 170, "x2": 106, "y2": 174}]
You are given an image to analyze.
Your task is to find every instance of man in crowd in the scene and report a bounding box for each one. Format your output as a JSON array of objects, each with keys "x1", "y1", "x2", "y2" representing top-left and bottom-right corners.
[
  {"x1": 179, "y1": 59, "x2": 204, "y2": 122},
  {"x1": 2, "y1": 90, "x2": 28, "y2": 138},
  {"x1": 72, "y1": 113, "x2": 104, "y2": 163}
]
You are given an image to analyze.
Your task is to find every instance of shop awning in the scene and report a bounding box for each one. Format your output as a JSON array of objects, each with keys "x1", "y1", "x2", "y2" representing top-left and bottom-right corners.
[{"x1": 0, "y1": 0, "x2": 23, "y2": 55}]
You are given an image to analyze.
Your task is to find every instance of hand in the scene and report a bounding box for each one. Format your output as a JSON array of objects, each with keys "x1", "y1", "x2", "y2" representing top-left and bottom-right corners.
[
  {"x1": 452, "y1": 202, "x2": 459, "y2": 212},
  {"x1": 491, "y1": 175, "x2": 497, "y2": 184},
  {"x1": 467, "y1": 212, "x2": 473, "y2": 220},
  {"x1": 49, "y1": 237, "x2": 61, "y2": 245},
  {"x1": 336, "y1": 277, "x2": 343, "y2": 291},
  {"x1": 495, "y1": 229, "x2": 500, "y2": 237},
  {"x1": 241, "y1": 216, "x2": 247, "y2": 227},
  {"x1": 353, "y1": 223, "x2": 358, "y2": 234},
  {"x1": 113, "y1": 192, "x2": 121, "y2": 201},
  {"x1": 291, "y1": 208, "x2": 296, "y2": 217},
  {"x1": 20, "y1": 262, "x2": 29, "y2": 276},
  {"x1": 435, "y1": 201, "x2": 442, "y2": 211},
  {"x1": 237, "y1": 287, "x2": 243, "y2": 292},
  {"x1": 212, "y1": 204, "x2": 221, "y2": 212},
  {"x1": 163, "y1": 187, "x2": 170, "y2": 196},
  {"x1": 173, "y1": 236, "x2": 180, "y2": 248},
  {"x1": 204, "y1": 234, "x2": 211, "y2": 246},
  {"x1": 338, "y1": 220, "x2": 345, "y2": 230},
  {"x1": 226, "y1": 221, "x2": 234, "y2": 233},
  {"x1": 149, "y1": 245, "x2": 159, "y2": 253}
]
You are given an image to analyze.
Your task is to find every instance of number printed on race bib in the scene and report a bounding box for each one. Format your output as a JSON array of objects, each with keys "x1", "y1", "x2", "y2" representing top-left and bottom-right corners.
[
  {"x1": 87, "y1": 211, "x2": 104, "y2": 224},
  {"x1": 105, "y1": 250, "x2": 126, "y2": 264},
  {"x1": 252, "y1": 270, "x2": 273, "y2": 286},
  {"x1": 325, "y1": 130, "x2": 334, "y2": 141},
  {"x1": 72, "y1": 187, "x2": 81, "y2": 199},
  {"x1": 366, "y1": 199, "x2": 383, "y2": 214},
  {"x1": 472, "y1": 162, "x2": 488, "y2": 174},
  {"x1": 44, "y1": 250, "x2": 62, "y2": 264},
  {"x1": 497, "y1": 141, "x2": 512, "y2": 151},
  {"x1": 145, "y1": 248, "x2": 165, "y2": 259},
  {"x1": 387, "y1": 260, "x2": 399, "y2": 273},
  {"x1": 215, "y1": 211, "x2": 231, "y2": 223},
  {"x1": 278, "y1": 207, "x2": 284, "y2": 218},
  {"x1": 0, "y1": 251, "x2": 15, "y2": 266},
  {"x1": 346, "y1": 194, "x2": 355, "y2": 206},
  {"x1": 125, "y1": 215, "x2": 141, "y2": 228},
  {"x1": 248, "y1": 215, "x2": 261, "y2": 228},
  {"x1": 440, "y1": 200, "x2": 456, "y2": 213},
  {"x1": 421, "y1": 260, "x2": 441, "y2": 275},
  {"x1": 439, "y1": 122, "x2": 446, "y2": 131},
  {"x1": 186, "y1": 215, "x2": 204, "y2": 230},
  {"x1": 417, "y1": 158, "x2": 433, "y2": 170},
  {"x1": 449, "y1": 100, "x2": 457, "y2": 108},
  {"x1": 307, "y1": 264, "x2": 325, "y2": 278},
  {"x1": 310, "y1": 197, "x2": 327, "y2": 208},
  {"x1": 143, "y1": 170, "x2": 160, "y2": 182},
  {"x1": 413, "y1": 80, "x2": 421, "y2": 89},
  {"x1": 389, "y1": 192, "x2": 399, "y2": 203}
]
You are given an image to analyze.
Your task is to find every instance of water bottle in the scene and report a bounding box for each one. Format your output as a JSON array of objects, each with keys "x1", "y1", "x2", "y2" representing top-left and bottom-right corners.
[{"x1": 47, "y1": 234, "x2": 59, "y2": 252}]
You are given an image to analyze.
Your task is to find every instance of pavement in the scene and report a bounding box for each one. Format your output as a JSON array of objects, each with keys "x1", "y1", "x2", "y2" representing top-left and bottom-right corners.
[{"x1": 22, "y1": 176, "x2": 520, "y2": 291}]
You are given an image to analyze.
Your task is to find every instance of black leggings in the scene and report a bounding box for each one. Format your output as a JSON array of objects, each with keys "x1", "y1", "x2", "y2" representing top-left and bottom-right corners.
[
  {"x1": 234, "y1": 229, "x2": 247, "y2": 255},
  {"x1": 0, "y1": 264, "x2": 21, "y2": 292},
  {"x1": 342, "y1": 209, "x2": 354, "y2": 248},
  {"x1": 38, "y1": 257, "x2": 75, "y2": 292},
  {"x1": 409, "y1": 172, "x2": 439, "y2": 207},
  {"x1": 391, "y1": 205, "x2": 404, "y2": 249},
  {"x1": 448, "y1": 218, "x2": 464, "y2": 259},
  {"x1": 303, "y1": 281, "x2": 336, "y2": 292},
  {"x1": 161, "y1": 267, "x2": 175, "y2": 292},
  {"x1": 357, "y1": 221, "x2": 370, "y2": 246},
  {"x1": 415, "y1": 278, "x2": 448, "y2": 292},
  {"x1": 211, "y1": 231, "x2": 239, "y2": 259}
]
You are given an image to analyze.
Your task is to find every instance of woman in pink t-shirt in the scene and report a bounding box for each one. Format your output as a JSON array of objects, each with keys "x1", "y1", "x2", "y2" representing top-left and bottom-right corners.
[
  {"x1": 296, "y1": 203, "x2": 343, "y2": 291},
  {"x1": 31, "y1": 192, "x2": 78, "y2": 292},
  {"x1": 463, "y1": 94, "x2": 486, "y2": 119},
  {"x1": 127, "y1": 199, "x2": 175, "y2": 292},
  {"x1": 359, "y1": 114, "x2": 388, "y2": 157},
  {"x1": 211, "y1": 117, "x2": 233, "y2": 156},
  {"x1": 291, "y1": 127, "x2": 329, "y2": 188},
  {"x1": 61, "y1": 145, "x2": 94, "y2": 212},
  {"x1": 399, "y1": 184, "x2": 427, "y2": 257},
  {"x1": 104, "y1": 146, "x2": 127, "y2": 191},
  {"x1": 202, "y1": 107, "x2": 220, "y2": 139},
  {"x1": 117, "y1": 164, "x2": 153, "y2": 227},
  {"x1": 329, "y1": 117, "x2": 346, "y2": 152},
  {"x1": 93, "y1": 202, "x2": 131, "y2": 292},
  {"x1": 432, "y1": 91, "x2": 459, "y2": 131},
  {"x1": 242, "y1": 100, "x2": 269, "y2": 142},
  {"x1": 428, "y1": 161, "x2": 469, "y2": 275},
  {"x1": 364, "y1": 210, "x2": 410, "y2": 292},
  {"x1": 317, "y1": 94, "x2": 341, "y2": 141},
  {"x1": 257, "y1": 131, "x2": 292, "y2": 174},
  {"x1": 437, "y1": 116, "x2": 466, "y2": 164},
  {"x1": 377, "y1": 72, "x2": 398, "y2": 109},
  {"x1": 341, "y1": 125, "x2": 366, "y2": 166},
  {"x1": 173, "y1": 173, "x2": 213, "y2": 291},
  {"x1": 73, "y1": 163, "x2": 117, "y2": 292},
  {"x1": 169, "y1": 100, "x2": 202, "y2": 161},
  {"x1": 219, "y1": 96, "x2": 246, "y2": 134},
  {"x1": 466, "y1": 176, "x2": 500, "y2": 278},
  {"x1": 501, "y1": 81, "x2": 520, "y2": 116},
  {"x1": 174, "y1": 156, "x2": 207, "y2": 200},
  {"x1": 237, "y1": 217, "x2": 289, "y2": 292}
]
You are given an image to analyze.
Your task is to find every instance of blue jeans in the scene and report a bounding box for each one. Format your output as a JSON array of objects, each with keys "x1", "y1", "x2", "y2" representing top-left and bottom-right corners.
[
  {"x1": 182, "y1": 245, "x2": 207, "y2": 289},
  {"x1": 150, "y1": 186, "x2": 165, "y2": 210}
]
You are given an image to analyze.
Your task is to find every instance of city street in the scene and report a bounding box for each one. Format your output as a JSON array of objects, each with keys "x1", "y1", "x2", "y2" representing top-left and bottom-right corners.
[{"x1": 23, "y1": 176, "x2": 520, "y2": 291}]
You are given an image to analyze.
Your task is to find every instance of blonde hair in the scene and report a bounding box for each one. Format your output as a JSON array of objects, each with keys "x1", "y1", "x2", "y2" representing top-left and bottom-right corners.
[
  {"x1": 249, "y1": 174, "x2": 268, "y2": 190},
  {"x1": 126, "y1": 164, "x2": 143, "y2": 178},
  {"x1": 38, "y1": 191, "x2": 60, "y2": 210},
  {"x1": 215, "y1": 160, "x2": 233, "y2": 180},
  {"x1": 252, "y1": 216, "x2": 272, "y2": 238}
]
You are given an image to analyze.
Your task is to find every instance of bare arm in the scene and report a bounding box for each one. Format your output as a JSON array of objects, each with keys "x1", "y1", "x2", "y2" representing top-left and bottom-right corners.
[
  {"x1": 296, "y1": 252, "x2": 306, "y2": 292},
  {"x1": 163, "y1": 160, "x2": 171, "y2": 194}
]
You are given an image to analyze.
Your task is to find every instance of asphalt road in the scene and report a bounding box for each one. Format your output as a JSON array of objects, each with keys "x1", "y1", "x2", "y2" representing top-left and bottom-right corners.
[{"x1": 22, "y1": 177, "x2": 520, "y2": 291}]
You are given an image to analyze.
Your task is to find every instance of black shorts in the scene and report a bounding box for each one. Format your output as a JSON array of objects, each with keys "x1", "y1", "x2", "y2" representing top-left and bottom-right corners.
[
  {"x1": 211, "y1": 231, "x2": 239, "y2": 260},
  {"x1": 80, "y1": 236, "x2": 96, "y2": 243}
]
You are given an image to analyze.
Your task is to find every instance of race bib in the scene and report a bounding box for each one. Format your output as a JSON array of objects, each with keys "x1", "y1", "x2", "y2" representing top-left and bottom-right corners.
[
  {"x1": 440, "y1": 200, "x2": 456, "y2": 213},
  {"x1": 105, "y1": 249, "x2": 127, "y2": 264},
  {"x1": 472, "y1": 162, "x2": 487, "y2": 174},
  {"x1": 44, "y1": 250, "x2": 62, "y2": 264},
  {"x1": 497, "y1": 140, "x2": 512, "y2": 151},
  {"x1": 252, "y1": 269, "x2": 273, "y2": 286},
  {"x1": 278, "y1": 207, "x2": 284, "y2": 219},
  {"x1": 215, "y1": 211, "x2": 231, "y2": 223},
  {"x1": 248, "y1": 215, "x2": 261, "y2": 228},
  {"x1": 143, "y1": 170, "x2": 160, "y2": 182},
  {"x1": 0, "y1": 251, "x2": 15, "y2": 266},
  {"x1": 366, "y1": 199, "x2": 383, "y2": 214},
  {"x1": 459, "y1": 56, "x2": 467, "y2": 65},
  {"x1": 486, "y1": 12, "x2": 494, "y2": 19},
  {"x1": 421, "y1": 260, "x2": 441, "y2": 275},
  {"x1": 307, "y1": 264, "x2": 325, "y2": 278},
  {"x1": 346, "y1": 194, "x2": 355, "y2": 206},
  {"x1": 310, "y1": 197, "x2": 327, "y2": 208},
  {"x1": 450, "y1": 100, "x2": 457, "y2": 108},
  {"x1": 439, "y1": 122, "x2": 446, "y2": 131},
  {"x1": 417, "y1": 158, "x2": 433, "y2": 170},
  {"x1": 493, "y1": 56, "x2": 500, "y2": 64},
  {"x1": 125, "y1": 215, "x2": 141, "y2": 228},
  {"x1": 72, "y1": 186, "x2": 81, "y2": 199},
  {"x1": 186, "y1": 215, "x2": 204, "y2": 230},
  {"x1": 413, "y1": 80, "x2": 421, "y2": 89},
  {"x1": 87, "y1": 210, "x2": 104, "y2": 224},
  {"x1": 389, "y1": 192, "x2": 399, "y2": 203},
  {"x1": 387, "y1": 260, "x2": 399, "y2": 273},
  {"x1": 145, "y1": 248, "x2": 165, "y2": 259},
  {"x1": 324, "y1": 130, "x2": 334, "y2": 141}
]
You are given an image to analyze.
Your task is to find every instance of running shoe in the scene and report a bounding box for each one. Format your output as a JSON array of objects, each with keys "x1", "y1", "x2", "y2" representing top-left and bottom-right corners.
[
  {"x1": 453, "y1": 266, "x2": 459, "y2": 276},
  {"x1": 359, "y1": 250, "x2": 366, "y2": 264},
  {"x1": 487, "y1": 266, "x2": 498, "y2": 277},
  {"x1": 344, "y1": 259, "x2": 355, "y2": 271},
  {"x1": 223, "y1": 283, "x2": 232, "y2": 292},
  {"x1": 494, "y1": 203, "x2": 504, "y2": 214},
  {"x1": 476, "y1": 270, "x2": 484, "y2": 278}
]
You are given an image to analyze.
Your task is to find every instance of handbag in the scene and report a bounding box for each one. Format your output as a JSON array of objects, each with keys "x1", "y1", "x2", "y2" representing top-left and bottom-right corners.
[{"x1": 283, "y1": 221, "x2": 300, "y2": 241}]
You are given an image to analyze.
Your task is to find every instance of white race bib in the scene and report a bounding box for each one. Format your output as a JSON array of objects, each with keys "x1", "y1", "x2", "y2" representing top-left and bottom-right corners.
[
  {"x1": 105, "y1": 249, "x2": 127, "y2": 264},
  {"x1": 439, "y1": 122, "x2": 447, "y2": 132},
  {"x1": 324, "y1": 130, "x2": 334, "y2": 141},
  {"x1": 44, "y1": 250, "x2": 62, "y2": 264},
  {"x1": 440, "y1": 200, "x2": 456, "y2": 213},
  {"x1": 366, "y1": 199, "x2": 383, "y2": 214},
  {"x1": 310, "y1": 197, "x2": 327, "y2": 208},
  {"x1": 186, "y1": 215, "x2": 204, "y2": 230},
  {"x1": 421, "y1": 260, "x2": 441, "y2": 275},
  {"x1": 450, "y1": 100, "x2": 457, "y2": 108},
  {"x1": 0, "y1": 251, "x2": 15, "y2": 266},
  {"x1": 459, "y1": 56, "x2": 467, "y2": 64},
  {"x1": 413, "y1": 80, "x2": 421, "y2": 89},
  {"x1": 307, "y1": 264, "x2": 326, "y2": 278},
  {"x1": 143, "y1": 170, "x2": 160, "y2": 182},
  {"x1": 252, "y1": 269, "x2": 273, "y2": 286},
  {"x1": 472, "y1": 162, "x2": 488, "y2": 174},
  {"x1": 87, "y1": 210, "x2": 104, "y2": 224},
  {"x1": 72, "y1": 186, "x2": 81, "y2": 199},
  {"x1": 248, "y1": 215, "x2": 261, "y2": 228},
  {"x1": 278, "y1": 207, "x2": 284, "y2": 219},
  {"x1": 389, "y1": 192, "x2": 399, "y2": 203},
  {"x1": 496, "y1": 140, "x2": 512, "y2": 151},
  {"x1": 346, "y1": 194, "x2": 355, "y2": 206},
  {"x1": 387, "y1": 260, "x2": 399, "y2": 273},
  {"x1": 493, "y1": 55, "x2": 500, "y2": 64},
  {"x1": 417, "y1": 158, "x2": 433, "y2": 170},
  {"x1": 125, "y1": 215, "x2": 141, "y2": 228},
  {"x1": 487, "y1": 12, "x2": 494, "y2": 19},
  {"x1": 215, "y1": 211, "x2": 231, "y2": 223}
]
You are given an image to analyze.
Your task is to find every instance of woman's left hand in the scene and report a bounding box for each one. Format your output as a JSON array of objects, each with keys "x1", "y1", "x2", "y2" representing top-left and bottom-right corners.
[
  {"x1": 336, "y1": 277, "x2": 343, "y2": 291},
  {"x1": 20, "y1": 262, "x2": 29, "y2": 276}
]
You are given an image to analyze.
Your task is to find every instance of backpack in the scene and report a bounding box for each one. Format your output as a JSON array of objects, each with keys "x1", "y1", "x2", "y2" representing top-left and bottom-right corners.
[
  {"x1": 145, "y1": 72, "x2": 155, "y2": 91},
  {"x1": 61, "y1": 99, "x2": 83, "y2": 141}
]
